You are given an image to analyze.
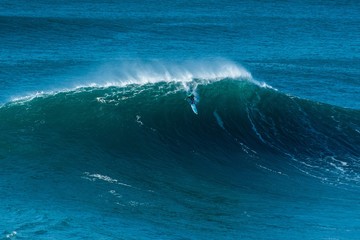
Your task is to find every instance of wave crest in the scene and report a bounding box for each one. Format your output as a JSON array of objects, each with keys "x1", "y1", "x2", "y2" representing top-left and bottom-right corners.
[{"x1": 82, "y1": 59, "x2": 253, "y2": 87}]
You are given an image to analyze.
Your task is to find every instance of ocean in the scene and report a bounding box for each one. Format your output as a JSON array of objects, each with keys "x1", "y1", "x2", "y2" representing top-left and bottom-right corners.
[{"x1": 0, "y1": 1, "x2": 359, "y2": 239}]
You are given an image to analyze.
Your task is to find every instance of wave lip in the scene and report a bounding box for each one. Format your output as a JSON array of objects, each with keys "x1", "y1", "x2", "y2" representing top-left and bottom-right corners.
[
  {"x1": 8, "y1": 60, "x2": 263, "y2": 105},
  {"x1": 82, "y1": 59, "x2": 254, "y2": 87}
]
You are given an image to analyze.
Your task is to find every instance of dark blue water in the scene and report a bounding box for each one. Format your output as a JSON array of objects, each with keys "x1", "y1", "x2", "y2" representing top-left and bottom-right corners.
[{"x1": 1, "y1": 1, "x2": 360, "y2": 239}]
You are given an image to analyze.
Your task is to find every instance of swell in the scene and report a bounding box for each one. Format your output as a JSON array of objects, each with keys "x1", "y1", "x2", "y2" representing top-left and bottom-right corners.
[{"x1": 1, "y1": 79, "x2": 360, "y2": 187}]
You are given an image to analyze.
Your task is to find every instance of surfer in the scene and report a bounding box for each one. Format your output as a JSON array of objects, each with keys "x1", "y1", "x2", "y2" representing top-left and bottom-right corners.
[
  {"x1": 186, "y1": 94, "x2": 195, "y2": 105},
  {"x1": 185, "y1": 93, "x2": 198, "y2": 114}
]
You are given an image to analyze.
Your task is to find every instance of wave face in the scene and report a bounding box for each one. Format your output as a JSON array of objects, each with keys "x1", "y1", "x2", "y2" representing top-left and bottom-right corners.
[
  {"x1": 1, "y1": 77, "x2": 360, "y2": 239},
  {"x1": 2, "y1": 78, "x2": 360, "y2": 187}
]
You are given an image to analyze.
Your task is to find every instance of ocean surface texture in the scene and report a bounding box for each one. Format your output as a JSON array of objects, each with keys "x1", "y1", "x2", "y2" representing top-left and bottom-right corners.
[{"x1": 1, "y1": 1, "x2": 359, "y2": 239}]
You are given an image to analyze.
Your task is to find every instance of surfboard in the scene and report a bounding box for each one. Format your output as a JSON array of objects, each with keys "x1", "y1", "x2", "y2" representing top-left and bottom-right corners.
[{"x1": 190, "y1": 103, "x2": 198, "y2": 115}]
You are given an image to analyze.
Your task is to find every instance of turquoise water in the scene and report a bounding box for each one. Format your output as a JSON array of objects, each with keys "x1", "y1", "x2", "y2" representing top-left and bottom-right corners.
[{"x1": 1, "y1": 1, "x2": 360, "y2": 239}]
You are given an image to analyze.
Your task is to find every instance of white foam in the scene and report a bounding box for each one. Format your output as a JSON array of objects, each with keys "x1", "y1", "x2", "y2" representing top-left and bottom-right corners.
[
  {"x1": 5, "y1": 231, "x2": 17, "y2": 239},
  {"x1": 329, "y1": 162, "x2": 345, "y2": 173},
  {"x1": 77, "y1": 59, "x2": 254, "y2": 88},
  {"x1": 246, "y1": 107, "x2": 266, "y2": 143},
  {"x1": 82, "y1": 172, "x2": 133, "y2": 188},
  {"x1": 7, "y1": 59, "x2": 269, "y2": 105},
  {"x1": 257, "y1": 164, "x2": 288, "y2": 176},
  {"x1": 10, "y1": 91, "x2": 47, "y2": 104},
  {"x1": 136, "y1": 115, "x2": 144, "y2": 126}
]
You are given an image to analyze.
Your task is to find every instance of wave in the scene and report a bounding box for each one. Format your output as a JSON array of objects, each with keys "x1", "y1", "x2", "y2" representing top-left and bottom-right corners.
[
  {"x1": 1, "y1": 75, "x2": 360, "y2": 188},
  {"x1": 76, "y1": 59, "x2": 256, "y2": 87},
  {"x1": 8, "y1": 59, "x2": 259, "y2": 103}
]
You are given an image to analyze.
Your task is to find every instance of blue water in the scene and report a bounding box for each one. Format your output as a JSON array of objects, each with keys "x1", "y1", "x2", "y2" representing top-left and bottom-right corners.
[{"x1": 1, "y1": 1, "x2": 360, "y2": 239}]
